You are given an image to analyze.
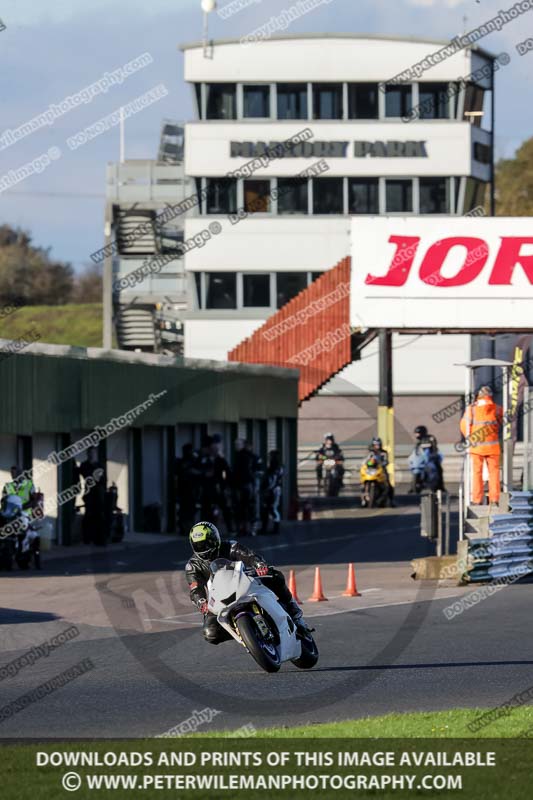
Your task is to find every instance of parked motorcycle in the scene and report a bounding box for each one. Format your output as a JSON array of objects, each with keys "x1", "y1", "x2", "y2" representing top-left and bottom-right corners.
[
  {"x1": 206, "y1": 558, "x2": 319, "y2": 673},
  {"x1": 408, "y1": 447, "x2": 443, "y2": 493},
  {"x1": 0, "y1": 495, "x2": 40, "y2": 570},
  {"x1": 360, "y1": 456, "x2": 388, "y2": 508},
  {"x1": 0, "y1": 529, "x2": 16, "y2": 571},
  {"x1": 323, "y1": 458, "x2": 344, "y2": 497}
]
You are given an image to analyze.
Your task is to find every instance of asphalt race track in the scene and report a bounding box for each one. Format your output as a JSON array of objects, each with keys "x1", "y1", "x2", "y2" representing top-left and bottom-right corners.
[{"x1": 1, "y1": 502, "x2": 533, "y2": 738}]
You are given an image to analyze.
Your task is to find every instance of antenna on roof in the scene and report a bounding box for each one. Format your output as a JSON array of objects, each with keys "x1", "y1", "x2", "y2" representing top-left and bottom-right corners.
[{"x1": 201, "y1": 0, "x2": 217, "y2": 58}]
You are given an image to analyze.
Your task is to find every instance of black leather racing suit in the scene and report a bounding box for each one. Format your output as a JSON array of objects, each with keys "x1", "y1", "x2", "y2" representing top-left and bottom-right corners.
[{"x1": 185, "y1": 539, "x2": 296, "y2": 645}]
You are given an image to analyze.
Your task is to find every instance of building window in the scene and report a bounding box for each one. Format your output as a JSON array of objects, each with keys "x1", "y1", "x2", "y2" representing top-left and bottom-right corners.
[
  {"x1": 348, "y1": 83, "x2": 378, "y2": 119},
  {"x1": 206, "y1": 84, "x2": 237, "y2": 120},
  {"x1": 244, "y1": 180, "x2": 271, "y2": 213},
  {"x1": 206, "y1": 273, "x2": 236, "y2": 309},
  {"x1": 419, "y1": 178, "x2": 448, "y2": 213},
  {"x1": 464, "y1": 83, "x2": 486, "y2": 127},
  {"x1": 474, "y1": 142, "x2": 491, "y2": 164},
  {"x1": 313, "y1": 178, "x2": 344, "y2": 214},
  {"x1": 194, "y1": 272, "x2": 202, "y2": 308},
  {"x1": 418, "y1": 83, "x2": 449, "y2": 119},
  {"x1": 243, "y1": 85, "x2": 270, "y2": 118},
  {"x1": 311, "y1": 272, "x2": 324, "y2": 282},
  {"x1": 313, "y1": 83, "x2": 343, "y2": 119},
  {"x1": 277, "y1": 83, "x2": 308, "y2": 119},
  {"x1": 385, "y1": 179, "x2": 413, "y2": 212},
  {"x1": 277, "y1": 178, "x2": 308, "y2": 215},
  {"x1": 205, "y1": 178, "x2": 237, "y2": 214},
  {"x1": 243, "y1": 274, "x2": 270, "y2": 307},
  {"x1": 276, "y1": 273, "x2": 307, "y2": 308},
  {"x1": 194, "y1": 84, "x2": 202, "y2": 118},
  {"x1": 464, "y1": 178, "x2": 487, "y2": 213},
  {"x1": 348, "y1": 178, "x2": 379, "y2": 214},
  {"x1": 385, "y1": 85, "x2": 412, "y2": 118}
]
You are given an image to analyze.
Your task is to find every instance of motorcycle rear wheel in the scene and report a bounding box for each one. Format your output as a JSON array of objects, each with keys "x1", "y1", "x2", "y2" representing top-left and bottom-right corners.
[{"x1": 236, "y1": 614, "x2": 281, "y2": 673}]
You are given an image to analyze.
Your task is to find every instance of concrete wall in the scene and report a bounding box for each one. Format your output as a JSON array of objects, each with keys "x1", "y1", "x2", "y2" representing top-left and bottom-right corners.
[
  {"x1": 32, "y1": 434, "x2": 59, "y2": 546},
  {"x1": 0, "y1": 434, "x2": 17, "y2": 493},
  {"x1": 183, "y1": 36, "x2": 486, "y2": 85},
  {"x1": 299, "y1": 394, "x2": 466, "y2": 447}
]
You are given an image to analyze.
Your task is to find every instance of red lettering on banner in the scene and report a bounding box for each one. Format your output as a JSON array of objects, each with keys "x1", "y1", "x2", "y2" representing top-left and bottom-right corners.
[
  {"x1": 488, "y1": 238, "x2": 533, "y2": 285},
  {"x1": 419, "y1": 237, "x2": 489, "y2": 286},
  {"x1": 365, "y1": 236, "x2": 420, "y2": 286}
]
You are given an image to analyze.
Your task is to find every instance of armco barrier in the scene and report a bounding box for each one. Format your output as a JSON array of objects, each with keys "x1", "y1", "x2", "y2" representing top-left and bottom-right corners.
[{"x1": 466, "y1": 491, "x2": 533, "y2": 583}]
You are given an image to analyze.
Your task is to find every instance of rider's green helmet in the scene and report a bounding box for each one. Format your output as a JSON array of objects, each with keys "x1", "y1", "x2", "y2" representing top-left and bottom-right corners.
[{"x1": 189, "y1": 521, "x2": 221, "y2": 561}]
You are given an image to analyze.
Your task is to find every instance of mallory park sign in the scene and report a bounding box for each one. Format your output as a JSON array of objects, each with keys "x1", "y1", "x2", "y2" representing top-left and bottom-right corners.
[{"x1": 230, "y1": 140, "x2": 428, "y2": 158}]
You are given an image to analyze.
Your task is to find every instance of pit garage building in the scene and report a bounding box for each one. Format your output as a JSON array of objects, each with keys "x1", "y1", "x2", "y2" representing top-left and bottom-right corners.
[{"x1": 0, "y1": 344, "x2": 298, "y2": 547}]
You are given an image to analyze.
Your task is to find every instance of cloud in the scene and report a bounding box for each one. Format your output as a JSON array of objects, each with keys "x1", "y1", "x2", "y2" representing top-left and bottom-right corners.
[
  {"x1": 3, "y1": 0, "x2": 200, "y2": 26},
  {"x1": 407, "y1": 0, "x2": 463, "y2": 6}
]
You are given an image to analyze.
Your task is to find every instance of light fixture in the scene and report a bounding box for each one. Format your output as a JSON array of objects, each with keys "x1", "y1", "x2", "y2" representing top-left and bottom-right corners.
[
  {"x1": 464, "y1": 111, "x2": 484, "y2": 125},
  {"x1": 201, "y1": 0, "x2": 217, "y2": 57}
]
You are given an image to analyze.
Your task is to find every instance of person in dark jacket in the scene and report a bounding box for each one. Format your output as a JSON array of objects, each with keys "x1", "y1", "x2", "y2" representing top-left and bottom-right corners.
[
  {"x1": 77, "y1": 447, "x2": 106, "y2": 545},
  {"x1": 176, "y1": 444, "x2": 202, "y2": 535},
  {"x1": 232, "y1": 438, "x2": 256, "y2": 535},
  {"x1": 260, "y1": 450, "x2": 284, "y2": 535},
  {"x1": 185, "y1": 521, "x2": 310, "y2": 645},
  {"x1": 199, "y1": 437, "x2": 233, "y2": 532}
]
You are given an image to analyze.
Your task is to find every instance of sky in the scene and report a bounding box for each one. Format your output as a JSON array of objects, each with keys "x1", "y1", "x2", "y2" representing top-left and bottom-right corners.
[{"x1": 0, "y1": 0, "x2": 531, "y2": 270}]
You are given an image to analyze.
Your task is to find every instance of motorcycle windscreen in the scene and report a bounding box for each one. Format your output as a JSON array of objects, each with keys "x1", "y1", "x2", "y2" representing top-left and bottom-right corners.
[{"x1": 209, "y1": 558, "x2": 235, "y2": 575}]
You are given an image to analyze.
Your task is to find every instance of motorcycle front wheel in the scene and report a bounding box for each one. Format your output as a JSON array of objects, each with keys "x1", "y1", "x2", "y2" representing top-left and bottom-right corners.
[
  {"x1": 236, "y1": 614, "x2": 281, "y2": 673},
  {"x1": 367, "y1": 481, "x2": 377, "y2": 508},
  {"x1": 291, "y1": 632, "x2": 319, "y2": 669}
]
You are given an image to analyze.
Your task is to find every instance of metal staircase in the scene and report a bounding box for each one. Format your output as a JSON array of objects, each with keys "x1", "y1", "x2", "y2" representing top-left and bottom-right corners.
[{"x1": 115, "y1": 305, "x2": 156, "y2": 350}]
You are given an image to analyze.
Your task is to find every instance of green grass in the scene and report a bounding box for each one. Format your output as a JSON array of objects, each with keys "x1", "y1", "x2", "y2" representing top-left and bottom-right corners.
[
  {"x1": 204, "y1": 708, "x2": 533, "y2": 738},
  {"x1": 0, "y1": 303, "x2": 103, "y2": 347}
]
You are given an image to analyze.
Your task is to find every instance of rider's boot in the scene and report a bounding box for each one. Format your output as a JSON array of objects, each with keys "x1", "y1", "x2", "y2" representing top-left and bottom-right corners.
[{"x1": 286, "y1": 599, "x2": 314, "y2": 635}]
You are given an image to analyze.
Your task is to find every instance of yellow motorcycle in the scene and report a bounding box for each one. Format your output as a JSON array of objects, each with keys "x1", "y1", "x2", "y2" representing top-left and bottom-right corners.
[{"x1": 360, "y1": 456, "x2": 388, "y2": 508}]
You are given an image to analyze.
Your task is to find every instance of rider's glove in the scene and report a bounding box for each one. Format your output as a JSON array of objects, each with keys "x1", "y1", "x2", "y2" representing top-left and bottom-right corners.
[
  {"x1": 255, "y1": 564, "x2": 269, "y2": 577},
  {"x1": 198, "y1": 600, "x2": 209, "y2": 615}
]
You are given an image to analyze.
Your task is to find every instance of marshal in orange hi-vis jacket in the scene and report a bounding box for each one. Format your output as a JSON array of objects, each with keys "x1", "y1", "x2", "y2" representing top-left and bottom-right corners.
[{"x1": 460, "y1": 386, "x2": 503, "y2": 506}]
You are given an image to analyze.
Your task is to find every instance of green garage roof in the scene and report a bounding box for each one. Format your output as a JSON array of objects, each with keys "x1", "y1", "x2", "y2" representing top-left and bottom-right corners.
[{"x1": 0, "y1": 344, "x2": 298, "y2": 435}]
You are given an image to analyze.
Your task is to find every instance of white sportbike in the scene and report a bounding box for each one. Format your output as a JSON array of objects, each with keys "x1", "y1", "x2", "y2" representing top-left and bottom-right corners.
[{"x1": 207, "y1": 558, "x2": 319, "y2": 673}]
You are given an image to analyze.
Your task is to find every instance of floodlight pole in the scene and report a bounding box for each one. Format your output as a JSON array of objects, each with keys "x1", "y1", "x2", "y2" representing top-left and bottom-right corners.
[{"x1": 203, "y1": 12, "x2": 209, "y2": 57}]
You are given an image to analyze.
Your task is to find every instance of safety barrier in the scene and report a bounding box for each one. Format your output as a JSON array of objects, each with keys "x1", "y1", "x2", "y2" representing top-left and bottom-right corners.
[
  {"x1": 288, "y1": 564, "x2": 361, "y2": 601},
  {"x1": 466, "y1": 491, "x2": 533, "y2": 582}
]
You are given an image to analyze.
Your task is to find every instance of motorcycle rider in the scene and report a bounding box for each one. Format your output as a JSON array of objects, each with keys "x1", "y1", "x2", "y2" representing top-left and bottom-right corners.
[
  {"x1": 315, "y1": 433, "x2": 344, "y2": 493},
  {"x1": 2, "y1": 465, "x2": 36, "y2": 511},
  {"x1": 1, "y1": 494, "x2": 41, "y2": 570},
  {"x1": 368, "y1": 437, "x2": 395, "y2": 507},
  {"x1": 185, "y1": 521, "x2": 310, "y2": 645},
  {"x1": 409, "y1": 425, "x2": 445, "y2": 492}
]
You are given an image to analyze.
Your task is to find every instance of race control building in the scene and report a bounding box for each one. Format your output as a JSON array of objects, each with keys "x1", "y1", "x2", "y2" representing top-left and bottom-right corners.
[{"x1": 180, "y1": 33, "x2": 498, "y2": 445}]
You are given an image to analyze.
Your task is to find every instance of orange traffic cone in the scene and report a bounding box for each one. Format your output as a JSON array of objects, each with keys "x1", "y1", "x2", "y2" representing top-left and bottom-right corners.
[
  {"x1": 288, "y1": 569, "x2": 302, "y2": 604},
  {"x1": 308, "y1": 567, "x2": 328, "y2": 602},
  {"x1": 342, "y1": 563, "x2": 361, "y2": 597}
]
